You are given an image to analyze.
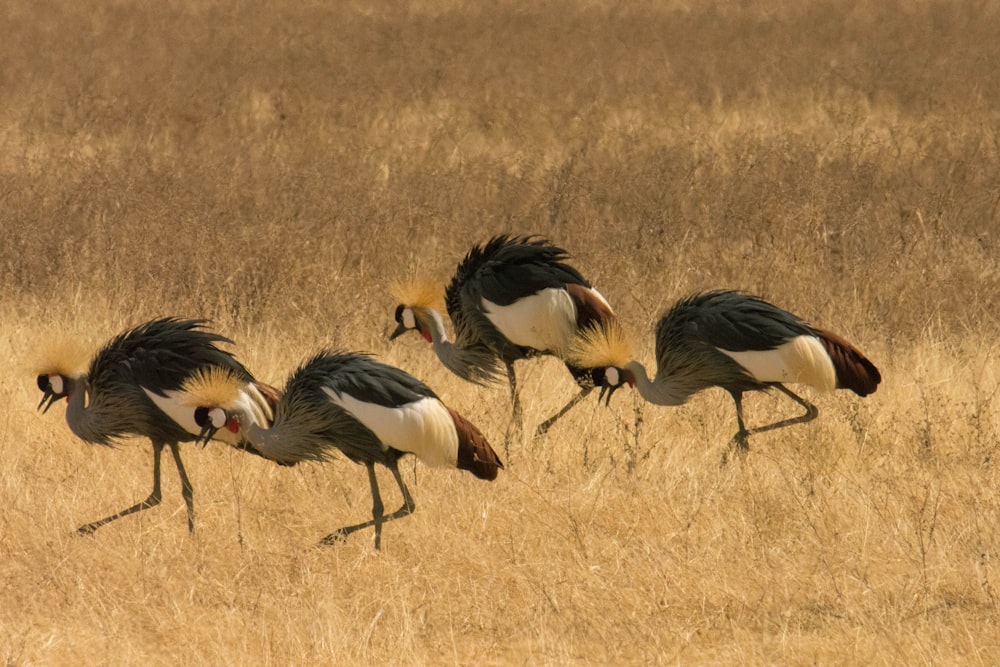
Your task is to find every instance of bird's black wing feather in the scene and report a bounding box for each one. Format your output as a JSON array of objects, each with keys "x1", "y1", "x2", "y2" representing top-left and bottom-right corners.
[
  {"x1": 673, "y1": 291, "x2": 813, "y2": 353},
  {"x1": 298, "y1": 350, "x2": 436, "y2": 407},
  {"x1": 474, "y1": 234, "x2": 591, "y2": 306},
  {"x1": 446, "y1": 234, "x2": 591, "y2": 360},
  {"x1": 90, "y1": 317, "x2": 254, "y2": 397}
]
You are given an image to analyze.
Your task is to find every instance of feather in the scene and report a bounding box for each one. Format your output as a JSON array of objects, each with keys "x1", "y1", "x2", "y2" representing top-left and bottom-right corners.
[{"x1": 568, "y1": 320, "x2": 634, "y2": 369}]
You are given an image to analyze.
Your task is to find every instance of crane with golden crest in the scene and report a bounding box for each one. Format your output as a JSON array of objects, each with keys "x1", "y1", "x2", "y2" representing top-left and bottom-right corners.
[
  {"x1": 36, "y1": 317, "x2": 279, "y2": 534},
  {"x1": 183, "y1": 350, "x2": 503, "y2": 550},
  {"x1": 390, "y1": 234, "x2": 617, "y2": 438},
  {"x1": 571, "y1": 291, "x2": 882, "y2": 460}
]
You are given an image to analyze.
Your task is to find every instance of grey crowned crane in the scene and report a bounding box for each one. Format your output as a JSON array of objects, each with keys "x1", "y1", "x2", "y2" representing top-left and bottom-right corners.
[
  {"x1": 185, "y1": 350, "x2": 503, "y2": 550},
  {"x1": 390, "y1": 234, "x2": 616, "y2": 437},
  {"x1": 36, "y1": 317, "x2": 278, "y2": 534},
  {"x1": 572, "y1": 291, "x2": 881, "y2": 457}
]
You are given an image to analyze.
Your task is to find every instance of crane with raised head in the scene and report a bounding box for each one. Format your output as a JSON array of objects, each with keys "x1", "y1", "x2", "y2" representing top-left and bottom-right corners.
[
  {"x1": 185, "y1": 349, "x2": 503, "y2": 550},
  {"x1": 390, "y1": 234, "x2": 616, "y2": 437},
  {"x1": 571, "y1": 290, "x2": 881, "y2": 458},
  {"x1": 36, "y1": 317, "x2": 278, "y2": 534}
]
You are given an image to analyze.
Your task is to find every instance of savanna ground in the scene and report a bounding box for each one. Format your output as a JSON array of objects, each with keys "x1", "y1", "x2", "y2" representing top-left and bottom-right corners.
[{"x1": 2, "y1": 1, "x2": 999, "y2": 664}]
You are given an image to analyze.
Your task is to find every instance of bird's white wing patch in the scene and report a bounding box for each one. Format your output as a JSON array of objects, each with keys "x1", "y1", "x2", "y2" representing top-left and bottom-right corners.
[
  {"x1": 143, "y1": 388, "x2": 208, "y2": 439},
  {"x1": 322, "y1": 389, "x2": 459, "y2": 468},
  {"x1": 481, "y1": 287, "x2": 577, "y2": 355},
  {"x1": 719, "y1": 335, "x2": 836, "y2": 392}
]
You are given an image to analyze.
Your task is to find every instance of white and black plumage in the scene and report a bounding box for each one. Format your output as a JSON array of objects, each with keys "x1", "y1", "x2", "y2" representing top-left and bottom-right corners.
[
  {"x1": 186, "y1": 350, "x2": 503, "y2": 550},
  {"x1": 36, "y1": 317, "x2": 279, "y2": 534},
  {"x1": 390, "y1": 234, "x2": 616, "y2": 437},
  {"x1": 573, "y1": 291, "x2": 882, "y2": 454}
]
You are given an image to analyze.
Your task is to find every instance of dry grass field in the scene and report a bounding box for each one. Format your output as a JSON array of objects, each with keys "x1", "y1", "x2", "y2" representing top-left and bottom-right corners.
[{"x1": 3, "y1": 0, "x2": 1000, "y2": 664}]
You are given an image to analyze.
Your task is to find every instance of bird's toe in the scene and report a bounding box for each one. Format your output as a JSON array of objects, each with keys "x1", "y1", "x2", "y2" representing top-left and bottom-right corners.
[{"x1": 319, "y1": 530, "x2": 349, "y2": 546}]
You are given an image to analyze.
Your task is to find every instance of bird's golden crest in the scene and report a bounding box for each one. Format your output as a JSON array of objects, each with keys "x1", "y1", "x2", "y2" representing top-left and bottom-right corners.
[
  {"x1": 389, "y1": 278, "x2": 443, "y2": 310},
  {"x1": 181, "y1": 367, "x2": 244, "y2": 408},
  {"x1": 34, "y1": 338, "x2": 91, "y2": 377},
  {"x1": 568, "y1": 320, "x2": 634, "y2": 369}
]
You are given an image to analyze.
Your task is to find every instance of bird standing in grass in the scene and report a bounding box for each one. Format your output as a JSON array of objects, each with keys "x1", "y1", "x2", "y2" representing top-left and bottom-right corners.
[
  {"x1": 390, "y1": 234, "x2": 616, "y2": 437},
  {"x1": 571, "y1": 291, "x2": 881, "y2": 458},
  {"x1": 185, "y1": 350, "x2": 503, "y2": 550},
  {"x1": 36, "y1": 317, "x2": 278, "y2": 534}
]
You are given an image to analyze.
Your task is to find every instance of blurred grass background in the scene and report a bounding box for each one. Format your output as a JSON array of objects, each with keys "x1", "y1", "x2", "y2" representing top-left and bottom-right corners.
[{"x1": 2, "y1": 1, "x2": 999, "y2": 664}]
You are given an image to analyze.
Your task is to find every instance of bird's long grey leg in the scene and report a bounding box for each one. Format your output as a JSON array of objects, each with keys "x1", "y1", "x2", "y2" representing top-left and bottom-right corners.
[
  {"x1": 167, "y1": 442, "x2": 195, "y2": 534},
  {"x1": 745, "y1": 384, "x2": 818, "y2": 436},
  {"x1": 535, "y1": 386, "x2": 592, "y2": 437},
  {"x1": 506, "y1": 361, "x2": 523, "y2": 431},
  {"x1": 501, "y1": 361, "x2": 523, "y2": 458},
  {"x1": 721, "y1": 392, "x2": 750, "y2": 467},
  {"x1": 77, "y1": 440, "x2": 166, "y2": 535},
  {"x1": 386, "y1": 459, "x2": 416, "y2": 519},
  {"x1": 320, "y1": 461, "x2": 416, "y2": 550}
]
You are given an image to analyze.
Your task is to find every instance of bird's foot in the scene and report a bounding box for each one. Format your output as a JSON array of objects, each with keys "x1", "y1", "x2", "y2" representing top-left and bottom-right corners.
[
  {"x1": 319, "y1": 529, "x2": 349, "y2": 546},
  {"x1": 76, "y1": 523, "x2": 99, "y2": 536},
  {"x1": 720, "y1": 433, "x2": 750, "y2": 467}
]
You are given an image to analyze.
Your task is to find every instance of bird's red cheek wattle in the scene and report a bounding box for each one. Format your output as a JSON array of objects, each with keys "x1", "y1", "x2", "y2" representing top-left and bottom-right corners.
[
  {"x1": 627, "y1": 377, "x2": 636, "y2": 388},
  {"x1": 420, "y1": 327, "x2": 432, "y2": 343},
  {"x1": 226, "y1": 418, "x2": 240, "y2": 434}
]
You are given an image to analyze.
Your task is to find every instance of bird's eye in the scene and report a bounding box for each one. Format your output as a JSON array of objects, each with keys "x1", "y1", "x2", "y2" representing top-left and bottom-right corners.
[
  {"x1": 208, "y1": 407, "x2": 227, "y2": 429},
  {"x1": 37, "y1": 375, "x2": 49, "y2": 392},
  {"x1": 49, "y1": 375, "x2": 64, "y2": 395},
  {"x1": 605, "y1": 367, "x2": 620, "y2": 387},
  {"x1": 401, "y1": 308, "x2": 416, "y2": 329},
  {"x1": 193, "y1": 406, "x2": 209, "y2": 427}
]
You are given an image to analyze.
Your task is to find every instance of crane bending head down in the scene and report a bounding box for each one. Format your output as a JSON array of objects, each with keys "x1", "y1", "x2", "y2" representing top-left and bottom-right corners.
[
  {"x1": 568, "y1": 320, "x2": 637, "y2": 406},
  {"x1": 570, "y1": 291, "x2": 882, "y2": 454}
]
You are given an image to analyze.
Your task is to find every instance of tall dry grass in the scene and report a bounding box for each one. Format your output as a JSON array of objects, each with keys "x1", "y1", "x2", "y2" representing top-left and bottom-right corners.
[{"x1": 2, "y1": 0, "x2": 999, "y2": 664}]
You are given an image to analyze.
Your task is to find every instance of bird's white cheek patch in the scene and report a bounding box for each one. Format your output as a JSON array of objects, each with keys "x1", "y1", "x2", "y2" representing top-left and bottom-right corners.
[
  {"x1": 209, "y1": 407, "x2": 227, "y2": 429},
  {"x1": 49, "y1": 375, "x2": 64, "y2": 395},
  {"x1": 402, "y1": 308, "x2": 416, "y2": 329},
  {"x1": 605, "y1": 367, "x2": 620, "y2": 386}
]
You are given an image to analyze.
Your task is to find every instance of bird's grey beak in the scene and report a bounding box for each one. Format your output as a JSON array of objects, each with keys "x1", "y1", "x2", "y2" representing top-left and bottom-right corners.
[
  {"x1": 193, "y1": 406, "x2": 222, "y2": 447},
  {"x1": 38, "y1": 390, "x2": 58, "y2": 413},
  {"x1": 196, "y1": 423, "x2": 219, "y2": 448},
  {"x1": 389, "y1": 322, "x2": 408, "y2": 341},
  {"x1": 599, "y1": 383, "x2": 622, "y2": 407}
]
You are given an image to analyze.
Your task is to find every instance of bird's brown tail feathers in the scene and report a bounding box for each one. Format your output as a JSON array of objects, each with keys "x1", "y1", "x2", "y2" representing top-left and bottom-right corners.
[
  {"x1": 815, "y1": 328, "x2": 882, "y2": 396},
  {"x1": 446, "y1": 407, "x2": 504, "y2": 481}
]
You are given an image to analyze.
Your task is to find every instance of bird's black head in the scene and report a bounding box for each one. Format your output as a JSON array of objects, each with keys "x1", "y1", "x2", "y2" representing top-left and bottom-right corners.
[
  {"x1": 37, "y1": 373, "x2": 68, "y2": 413},
  {"x1": 193, "y1": 405, "x2": 234, "y2": 446},
  {"x1": 390, "y1": 305, "x2": 429, "y2": 342},
  {"x1": 595, "y1": 366, "x2": 632, "y2": 406}
]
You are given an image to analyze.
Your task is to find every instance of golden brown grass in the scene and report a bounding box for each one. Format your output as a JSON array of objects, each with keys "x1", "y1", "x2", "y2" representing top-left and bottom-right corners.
[{"x1": 3, "y1": 1, "x2": 1000, "y2": 664}]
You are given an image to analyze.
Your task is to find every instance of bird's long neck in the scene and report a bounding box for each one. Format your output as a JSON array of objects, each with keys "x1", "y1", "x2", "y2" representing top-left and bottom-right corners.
[
  {"x1": 424, "y1": 309, "x2": 498, "y2": 384},
  {"x1": 626, "y1": 360, "x2": 690, "y2": 406},
  {"x1": 63, "y1": 376, "x2": 105, "y2": 443},
  {"x1": 234, "y1": 404, "x2": 329, "y2": 465},
  {"x1": 236, "y1": 408, "x2": 282, "y2": 451}
]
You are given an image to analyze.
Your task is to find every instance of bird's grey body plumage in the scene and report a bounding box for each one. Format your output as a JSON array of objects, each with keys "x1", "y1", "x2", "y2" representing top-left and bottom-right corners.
[
  {"x1": 652, "y1": 291, "x2": 817, "y2": 401},
  {"x1": 198, "y1": 349, "x2": 502, "y2": 548},
  {"x1": 446, "y1": 234, "x2": 595, "y2": 365},
  {"x1": 250, "y1": 351, "x2": 432, "y2": 467},
  {"x1": 38, "y1": 316, "x2": 270, "y2": 534},
  {"x1": 68, "y1": 317, "x2": 256, "y2": 447}
]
